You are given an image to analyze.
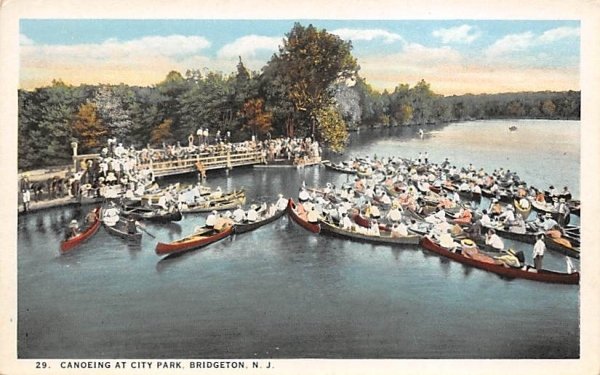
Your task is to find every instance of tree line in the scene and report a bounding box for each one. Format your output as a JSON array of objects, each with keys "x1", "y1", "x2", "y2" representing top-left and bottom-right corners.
[{"x1": 18, "y1": 23, "x2": 581, "y2": 170}]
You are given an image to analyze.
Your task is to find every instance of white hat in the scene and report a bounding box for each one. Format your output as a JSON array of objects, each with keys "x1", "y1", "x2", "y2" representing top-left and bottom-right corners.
[{"x1": 211, "y1": 210, "x2": 217, "y2": 214}]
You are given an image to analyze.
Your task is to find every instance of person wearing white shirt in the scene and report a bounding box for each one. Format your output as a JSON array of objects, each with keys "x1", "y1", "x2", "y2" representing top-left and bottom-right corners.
[
  {"x1": 246, "y1": 205, "x2": 259, "y2": 222},
  {"x1": 480, "y1": 210, "x2": 492, "y2": 227},
  {"x1": 498, "y1": 206, "x2": 515, "y2": 224},
  {"x1": 205, "y1": 211, "x2": 218, "y2": 228},
  {"x1": 485, "y1": 229, "x2": 505, "y2": 251},
  {"x1": 532, "y1": 234, "x2": 546, "y2": 270},
  {"x1": 307, "y1": 207, "x2": 320, "y2": 224},
  {"x1": 542, "y1": 215, "x2": 558, "y2": 231},
  {"x1": 232, "y1": 205, "x2": 245, "y2": 223},
  {"x1": 386, "y1": 205, "x2": 402, "y2": 223},
  {"x1": 369, "y1": 220, "x2": 381, "y2": 236},
  {"x1": 276, "y1": 194, "x2": 288, "y2": 211},
  {"x1": 340, "y1": 213, "x2": 353, "y2": 230}
]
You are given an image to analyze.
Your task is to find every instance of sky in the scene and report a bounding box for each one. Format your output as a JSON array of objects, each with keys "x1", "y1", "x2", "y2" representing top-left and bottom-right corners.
[{"x1": 19, "y1": 19, "x2": 580, "y2": 95}]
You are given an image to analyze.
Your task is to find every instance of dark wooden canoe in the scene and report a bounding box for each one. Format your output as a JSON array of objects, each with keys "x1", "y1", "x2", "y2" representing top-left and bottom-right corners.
[
  {"x1": 320, "y1": 220, "x2": 421, "y2": 245},
  {"x1": 155, "y1": 225, "x2": 234, "y2": 256},
  {"x1": 103, "y1": 219, "x2": 142, "y2": 243},
  {"x1": 180, "y1": 193, "x2": 246, "y2": 214},
  {"x1": 420, "y1": 236, "x2": 579, "y2": 285},
  {"x1": 322, "y1": 160, "x2": 356, "y2": 174},
  {"x1": 122, "y1": 205, "x2": 183, "y2": 222},
  {"x1": 286, "y1": 199, "x2": 320, "y2": 234},
  {"x1": 60, "y1": 207, "x2": 101, "y2": 253},
  {"x1": 234, "y1": 206, "x2": 287, "y2": 234},
  {"x1": 481, "y1": 224, "x2": 580, "y2": 259}
]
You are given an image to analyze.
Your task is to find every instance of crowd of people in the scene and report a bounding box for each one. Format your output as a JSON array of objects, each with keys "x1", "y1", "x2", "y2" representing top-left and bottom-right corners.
[
  {"x1": 293, "y1": 151, "x2": 578, "y2": 272},
  {"x1": 19, "y1": 135, "x2": 321, "y2": 213}
]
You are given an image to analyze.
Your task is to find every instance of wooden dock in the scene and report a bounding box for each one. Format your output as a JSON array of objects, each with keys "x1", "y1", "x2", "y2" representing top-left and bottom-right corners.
[{"x1": 138, "y1": 150, "x2": 265, "y2": 177}]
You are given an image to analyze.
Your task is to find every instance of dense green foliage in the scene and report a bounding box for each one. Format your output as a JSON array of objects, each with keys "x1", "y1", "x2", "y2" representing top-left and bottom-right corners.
[{"x1": 17, "y1": 24, "x2": 580, "y2": 170}]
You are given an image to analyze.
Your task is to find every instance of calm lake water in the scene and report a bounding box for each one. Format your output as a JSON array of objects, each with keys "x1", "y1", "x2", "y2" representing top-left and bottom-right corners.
[{"x1": 17, "y1": 119, "x2": 580, "y2": 359}]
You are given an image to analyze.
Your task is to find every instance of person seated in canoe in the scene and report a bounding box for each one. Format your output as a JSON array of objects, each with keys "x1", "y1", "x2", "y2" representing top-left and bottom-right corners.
[
  {"x1": 354, "y1": 177, "x2": 365, "y2": 193},
  {"x1": 214, "y1": 212, "x2": 234, "y2": 232},
  {"x1": 485, "y1": 229, "x2": 505, "y2": 251},
  {"x1": 103, "y1": 205, "x2": 120, "y2": 227},
  {"x1": 205, "y1": 210, "x2": 218, "y2": 228},
  {"x1": 497, "y1": 205, "x2": 516, "y2": 226},
  {"x1": 126, "y1": 217, "x2": 139, "y2": 235},
  {"x1": 340, "y1": 212, "x2": 354, "y2": 231},
  {"x1": 454, "y1": 206, "x2": 473, "y2": 225},
  {"x1": 85, "y1": 209, "x2": 97, "y2": 224},
  {"x1": 65, "y1": 219, "x2": 80, "y2": 239},
  {"x1": 561, "y1": 186, "x2": 571, "y2": 201},
  {"x1": 246, "y1": 205, "x2": 259, "y2": 222},
  {"x1": 369, "y1": 219, "x2": 381, "y2": 237},
  {"x1": 509, "y1": 213, "x2": 527, "y2": 234},
  {"x1": 546, "y1": 225, "x2": 572, "y2": 248},
  {"x1": 464, "y1": 218, "x2": 483, "y2": 238},
  {"x1": 489, "y1": 198, "x2": 503, "y2": 217},
  {"x1": 370, "y1": 204, "x2": 381, "y2": 219},
  {"x1": 307, "y1": 206, "x2": 320, "y2": 224},
  {"x1": 439, "y1": 230, "x2": 459, "y2": 250},
  {"x1": 541, "y1": 213, "x2": 559, "y2": 231},
  {"x1": 276, "y1": 194, "x2": 288, "y2": 211},
  {"x1": 232, "y1": 205, "x2": 245, "y2": 223},
  {"x1": 386, "y1": 203, "x2": 403, "y2": 223},
  {"x1": 390, "y1": 223, "x2": 407, "y2": 238},
  {"x1": 298, "y1": 188, "x2": 311, "y2": 203},
  {"x1": 516, "y1": 185, "x2": 527, "y2": 198},
  {"x1": 493, "y1": 248, "x2": 523, "y2": 268}
]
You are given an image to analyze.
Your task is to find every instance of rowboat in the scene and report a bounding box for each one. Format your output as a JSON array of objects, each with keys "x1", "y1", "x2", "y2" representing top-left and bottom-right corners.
[
  {"x1": 513, "y1": 198, "x2": 532, "y2": 220},
  {"x1": 322, "y1": 160, "x2": 356, "y2": 174},
  {"x1": 234, "y1": 205, "x2": 287, "y2": 234},
  {"x1": 320, "y1": 220, "x2": 421, "y2": 245},
  {"x1": 103, "y1": 219, "x2": 142, "y2": 242},
  {"x1": 286, "y1": 199, "x2": 320, "y2": 234},
  {"x1": 420, "y1": 236, "x2": 579, "y2": 285},
  {"x1": 60, "y1": 207, "x2": 101, "y2": 253},
  {"x1": 180, "y1": 191, "x2": 246, "y2": 213},
  {"x1": 155, "y1": 225, "x2": 234, "y2": 256}
]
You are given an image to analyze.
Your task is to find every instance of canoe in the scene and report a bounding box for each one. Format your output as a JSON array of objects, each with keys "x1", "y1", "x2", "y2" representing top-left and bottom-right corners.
[
  {"x1": 103, "y1": 219, "x2": 142, "y2": 242},
  {"x1": 513, "y1": 198, "x2": 532, "y2": 220},
  {"x1": 322, "y1": 161, "x2": 356, "y2": 174},
  {"x1": 155, "y1": 225, "x2": 234, "y2": 256},
  {"x1": 60, "y1": 207, "x2": 102, "y2": 253},
  {"x1": 420, "y1": 236, "x2": 579, "y2": 285},
  {"x1": 286, "y1": 199, "x2": 320, "y2": 234},
  {"x1": 122, "y1": 205, "x2": 183, "y2": 222},
  {"x1": 320, "y1": 220, "x2": 421, "y2": 245},
  {"x1": 180, "y1": 195, "x2": 246, "y2": 214},
  {"x1": 234, "y1": 206, "x2": 287, "y2": 234},
  {"x1": 481, "y1": 224, "x2": 580, "y2": 259}
]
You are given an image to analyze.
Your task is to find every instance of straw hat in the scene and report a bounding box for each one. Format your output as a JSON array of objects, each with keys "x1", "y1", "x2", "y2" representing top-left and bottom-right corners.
[{"x1": 461, "y1": 239, "x2": 475, "y2": 247}]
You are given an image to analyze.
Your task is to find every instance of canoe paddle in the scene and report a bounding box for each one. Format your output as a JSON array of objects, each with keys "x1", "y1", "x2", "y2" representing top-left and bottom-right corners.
[{"x1": 136, "y1": 223, "x2": 156, "y2": 238}]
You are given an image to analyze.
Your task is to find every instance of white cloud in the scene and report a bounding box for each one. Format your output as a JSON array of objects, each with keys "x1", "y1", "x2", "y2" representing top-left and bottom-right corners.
[
  {"x1": 20, "y1": 34, "x2": 35, "y2": 45},
  {"x1": 538, "y1": 26, "x2": 580, "y2": 43},
  {"x1": 484, "y1": 32, "x2": 536, "y2": 58},
  {"x1": 331, "y1": 28, "x2": 404, "y2": 44},
  {"x1": 432, "y1": 25, "x2": 480, "y2": 44},
  {"x1": 217, "y1": 35, "x2": 282, "y2": 59},
  {"x1": 485, "y1": 27, "x2": 580, "y2": 59}
]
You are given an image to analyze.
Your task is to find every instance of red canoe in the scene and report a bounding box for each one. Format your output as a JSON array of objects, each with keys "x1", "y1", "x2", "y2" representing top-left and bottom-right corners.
[
  {"x1": 155, "y1": 225, "x2": 234, "y2": 256},
  {"x1": 60, "y1": 207, "x2": 102, "y2": 253},
  {"x1": 286, "y1": 199, "x2": 320, "y2": 234},
  {"x1": 419, "y1": 236, "x2": 579, "y2": 285}
]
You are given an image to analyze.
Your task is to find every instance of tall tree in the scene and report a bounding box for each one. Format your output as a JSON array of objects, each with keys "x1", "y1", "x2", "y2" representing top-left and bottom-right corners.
[
  {"x1": 240, "y1": 98, "x2": 273, "y2": 139},
  {"x1": 72, "y1": 102, "x2": 108, "y2": 151},
  {"x1": 262, "y1": 23, "x2": 358, "y2": 142}
]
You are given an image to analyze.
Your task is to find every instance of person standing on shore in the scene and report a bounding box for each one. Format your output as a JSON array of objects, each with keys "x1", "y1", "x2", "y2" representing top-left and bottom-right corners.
[
  {"x1": 532, "y1": 234, "x2": 546, "y2": 271},
  {"x1": 22, "y1": 189, "x2": 31, "y2": 213}
]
